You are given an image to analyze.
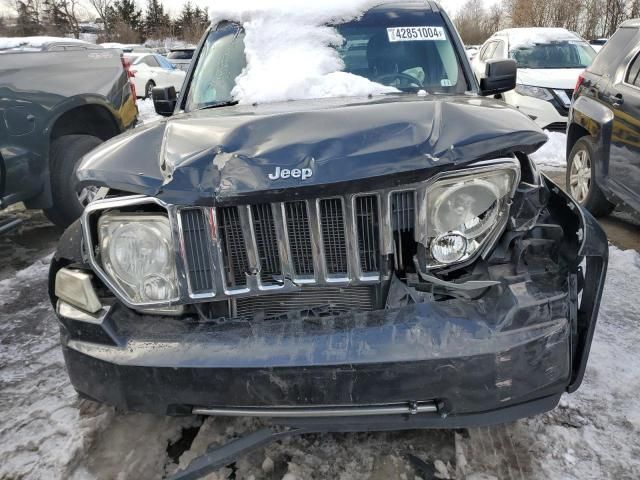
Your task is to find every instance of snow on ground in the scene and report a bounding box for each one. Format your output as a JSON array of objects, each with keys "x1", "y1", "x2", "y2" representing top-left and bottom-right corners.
[
  {"x1": 457, "y1": 246, "x2": 640, "y2": 479},
  {"x1": 0, "y1": 234, "x2": 198, "y2": 479},
  {"x1": 209, "y1": 0, "x2": 397, "y2": 104},
  {"x1": 530, "y1": 131, "x2": 567, "y2": 170},
  {"x1": 137, "y1": 98, "x2": 161, "y2": 124}
]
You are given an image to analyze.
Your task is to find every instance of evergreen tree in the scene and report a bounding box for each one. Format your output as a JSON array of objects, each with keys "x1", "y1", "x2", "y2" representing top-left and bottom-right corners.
[
  {"x1": 144, "y1": 0, "x2": 169, "y2": 39},
  {"x1": 107, "y1": 0, "x2": 144, "y2": 36}
]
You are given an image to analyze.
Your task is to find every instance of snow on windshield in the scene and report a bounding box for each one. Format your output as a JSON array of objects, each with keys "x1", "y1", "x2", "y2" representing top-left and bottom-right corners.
[
  {"x1": 505, "y1": 28, "x2": 584, "y2": 51},
  {"x1": 209, "y1": 0, "x2": 399, "y2": 104}
]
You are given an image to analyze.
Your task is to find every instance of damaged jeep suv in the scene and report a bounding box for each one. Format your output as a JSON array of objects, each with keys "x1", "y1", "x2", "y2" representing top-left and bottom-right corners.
[{"x1": 50, "y1": 2, "x2": 608, "y2": 434}]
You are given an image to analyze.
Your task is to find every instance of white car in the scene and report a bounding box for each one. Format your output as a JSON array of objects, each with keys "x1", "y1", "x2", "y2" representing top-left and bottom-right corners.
[
  {"x1": 124, "y1": 53, "x2": 186, "y2": 99},
  {"x1": 472, "y1": 28, "x2": 597, "y2": 131}
]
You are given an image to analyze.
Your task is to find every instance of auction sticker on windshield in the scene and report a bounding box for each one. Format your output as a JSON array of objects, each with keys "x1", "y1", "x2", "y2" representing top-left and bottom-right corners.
[{"x1": 387, "y1": 26, "x2": 446, "y2": 42}]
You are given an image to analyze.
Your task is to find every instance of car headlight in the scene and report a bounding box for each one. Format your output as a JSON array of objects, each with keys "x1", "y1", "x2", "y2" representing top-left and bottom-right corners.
[
  {"x1": 422, "y1": 166, "x2": 519, "y2": 268},
  {"x1": 514, "y1": 84, "x2": 553, "y2": 101},
  {"x1": 98, "y1": 213, "x2": 178, "y2": 304}
]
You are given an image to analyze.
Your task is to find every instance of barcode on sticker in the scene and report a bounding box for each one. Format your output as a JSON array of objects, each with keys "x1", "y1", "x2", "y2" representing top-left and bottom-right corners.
[{"x1": 387, "y1": 26, "x2": 446, "y2": 42}]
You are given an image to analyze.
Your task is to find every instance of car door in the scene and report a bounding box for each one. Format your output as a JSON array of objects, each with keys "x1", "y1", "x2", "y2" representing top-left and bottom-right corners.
[
  {"x1": 472, "y1": 41, "x2": 498, "y2": 81},
  {"x1": 606, "y1": 43, "x2": 640, "y2": 206},
  {"x1": 142, "y1": 54, "x2": 168, "y2": 87},
  {"x1": 155, "y1": 55, "x2": 186, "y2": 91}
]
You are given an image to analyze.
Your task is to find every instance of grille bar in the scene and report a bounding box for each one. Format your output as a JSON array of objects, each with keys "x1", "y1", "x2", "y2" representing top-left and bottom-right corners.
[
  {"x1": 391, "y1": 191, "x2": 415, "y2": 232},
  {"x1": 355, "y1": 195, "x2": 379, "y2": 273},
  {"x1": 319, "y1": 198, "x2": 348, "y2": 275},
  {"x1": 235, "y1": 286, "x2": 377, "y2": 319},
  {"x1": 251, "y1": 204, "x2": 282, "y2": 285},
  {"x1": 217, "y1": 206, "x2": 250, "y2": 288},
  {"x1": 285, "y1": 201, "x2": 314, "y2": 276},
  {"x1": 180, "y1": 208, "x2": 214, "y2": 294}
]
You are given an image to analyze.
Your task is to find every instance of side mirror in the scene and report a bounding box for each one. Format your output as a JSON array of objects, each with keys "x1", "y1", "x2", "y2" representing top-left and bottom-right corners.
[
  {"x1": 152, "y1": 86, "x2": 177, "y2": 117},
  {"x1": 480, "y1": 59, "x2": 517, "y2": 96}
]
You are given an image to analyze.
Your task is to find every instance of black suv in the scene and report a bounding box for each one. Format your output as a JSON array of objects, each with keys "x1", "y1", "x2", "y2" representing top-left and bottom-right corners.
[
  {"x1": 567, "y1": 20, "x2": 640, "y2": 216},
  {"x1": 49, "y1": 2, "x2": 608, "y2": 468}
]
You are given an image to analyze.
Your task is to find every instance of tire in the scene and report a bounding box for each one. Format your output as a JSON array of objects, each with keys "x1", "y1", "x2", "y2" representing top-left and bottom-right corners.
[
  {"x1": 44, "y1": 134, "x2": 103, "y2": 228},
  {"x1": 144, "y1": 80, "x2": 156, "y2": 99},
  {"x1": 566, "y1": 136, "x2": 615, "y2": 217}
]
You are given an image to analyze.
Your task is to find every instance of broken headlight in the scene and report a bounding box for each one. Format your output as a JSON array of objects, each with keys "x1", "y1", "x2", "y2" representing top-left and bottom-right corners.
[
  {"x1": 422, "y1": 164, "x2": 519, "y2": 268},
  {"x1": 98, "y1": 213, "x2": 178, "y2": 304}
]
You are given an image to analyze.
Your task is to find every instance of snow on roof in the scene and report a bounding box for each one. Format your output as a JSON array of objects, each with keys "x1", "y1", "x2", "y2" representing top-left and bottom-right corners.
[
  {"x1": 496, "y1": 28, "x2": 584, "y2": 50},
  {"x1": 0, "y1": 36, "x2": 90, "y2": 52},
  {"x1": 209, "y1": 0, "x2": 398, "y2": 104}
]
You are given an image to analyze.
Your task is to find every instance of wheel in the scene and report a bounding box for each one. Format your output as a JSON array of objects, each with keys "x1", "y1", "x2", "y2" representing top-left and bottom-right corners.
[
  {"x1": 44, "y1": 134, "x2": 103, "y2": 228},
  {"x1": 145, "y1": 80, "x2": 156, "y2": 99},
  {"x1": 566, "y1": 136, "x2": 615, "y2": 217}
]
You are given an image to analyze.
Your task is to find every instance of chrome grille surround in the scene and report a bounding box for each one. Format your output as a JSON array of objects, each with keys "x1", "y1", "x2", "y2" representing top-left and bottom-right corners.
[{"x1": 81, "y1": 158, "x2": 520, "y2": 309}]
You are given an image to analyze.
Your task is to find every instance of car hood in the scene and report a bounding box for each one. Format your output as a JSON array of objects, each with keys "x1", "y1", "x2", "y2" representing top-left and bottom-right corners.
[
  {"x1": 516, "y1": 68, "x2": 584, "y2": 89},
  {"x1": 77, "y1": 94, "x2": 547, "y2": 205}
]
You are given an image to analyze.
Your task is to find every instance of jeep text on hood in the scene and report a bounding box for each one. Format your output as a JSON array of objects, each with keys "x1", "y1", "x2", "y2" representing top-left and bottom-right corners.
[{"x1": 50, "y1": 1, "x2": 607, "y2": 465}]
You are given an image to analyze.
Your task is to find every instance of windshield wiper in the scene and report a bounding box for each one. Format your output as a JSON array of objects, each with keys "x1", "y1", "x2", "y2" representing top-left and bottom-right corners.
[{"x1": 198, "y1": 100, "x2": 239, "y2": 110}]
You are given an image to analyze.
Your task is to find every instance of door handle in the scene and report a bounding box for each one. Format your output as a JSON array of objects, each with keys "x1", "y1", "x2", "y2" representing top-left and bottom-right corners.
[{"x1": 609, "y1": 93, "x2": 624, "y2": 107}]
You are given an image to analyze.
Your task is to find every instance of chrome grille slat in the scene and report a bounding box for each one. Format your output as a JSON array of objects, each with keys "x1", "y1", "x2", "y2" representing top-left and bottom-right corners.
[
  {"x1": 391, "y1": 191, "x2": 415, "y2": 232},
  {"x1": 355, "y1": 195, "x2": 379, "y2": 273},
  {"x1": 285, "y1": 201, "x2": 314, "y2": 276},
  {"x1": 251, "y1": 204, "x2": 282, "y2": 285},
  {"x1": 218, "y1": 206, "x2": 250, "y2": 288},
  {"x1": 319, "y1": 198, "x2": 348, "y2": 275},
  {"x1": 180, "y1": 208, "x2": 214, "y2": 294}
]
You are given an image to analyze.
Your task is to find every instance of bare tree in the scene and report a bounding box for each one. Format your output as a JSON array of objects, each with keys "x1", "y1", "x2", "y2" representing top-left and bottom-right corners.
[{"x1": 88, "y1": 0, "x2": 112, "y2": 28}]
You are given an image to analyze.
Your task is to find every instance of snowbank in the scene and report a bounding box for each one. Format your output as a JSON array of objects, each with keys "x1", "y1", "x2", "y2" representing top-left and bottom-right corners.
[
  {"x1": 209, "y1": 0, "x2": 398, "y2": 104},
  {"x1": 530, "y1": 131, "x2": 567, "y2": 170}
]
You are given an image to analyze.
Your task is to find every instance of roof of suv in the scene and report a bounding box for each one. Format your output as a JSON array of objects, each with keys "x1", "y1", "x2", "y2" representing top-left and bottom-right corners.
[{"x1": 620, "y1": 19, "x2": 640, "y2": 29}]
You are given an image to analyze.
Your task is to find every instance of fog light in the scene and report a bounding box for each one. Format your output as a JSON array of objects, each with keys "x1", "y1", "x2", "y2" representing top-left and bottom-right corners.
[
  {"x1": 142, "y1": 274, "x2": 173, "y2": 302},
  {"x1": 431, "y1": 232, "x2": 468, "y2": 264},
  {"x1": 55, "y1": 268, "x2": 102, "y2": 313}
]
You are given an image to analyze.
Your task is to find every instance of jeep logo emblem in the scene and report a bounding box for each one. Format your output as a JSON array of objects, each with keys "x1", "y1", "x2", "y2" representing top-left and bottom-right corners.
[{"x1": 268, "y1": 166, "x2": 313, "y2": 181}]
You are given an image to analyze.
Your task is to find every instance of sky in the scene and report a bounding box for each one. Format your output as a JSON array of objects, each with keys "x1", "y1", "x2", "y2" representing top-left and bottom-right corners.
[{"x1": 1, "y1": 0, "x2": 501, "y2": 20}]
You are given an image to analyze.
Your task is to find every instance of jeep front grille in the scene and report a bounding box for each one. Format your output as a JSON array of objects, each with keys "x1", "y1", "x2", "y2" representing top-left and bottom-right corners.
[{"x1": 178, "y1": 191, "x2": 411, "y2": 299}]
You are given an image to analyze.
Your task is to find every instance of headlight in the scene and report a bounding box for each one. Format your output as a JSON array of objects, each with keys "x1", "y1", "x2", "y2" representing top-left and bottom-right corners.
[
  {"x1": 98, "y1": 213, "x2": 178, "y2": 304},
  {"x1": 514, "y1": 84, "x2": 553, "y2": 101},
  {"x1": 422, "y1": 166, "x2": 519, "y2": 268}
]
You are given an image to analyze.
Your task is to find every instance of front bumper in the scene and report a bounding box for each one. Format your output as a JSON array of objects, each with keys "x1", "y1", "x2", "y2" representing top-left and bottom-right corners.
[
  {"x1": 504, "y1": 90, "x2": 568, "y2": 130},
  {"x1": 52, "y1": 179, "x2": 608, "y2": 427}
]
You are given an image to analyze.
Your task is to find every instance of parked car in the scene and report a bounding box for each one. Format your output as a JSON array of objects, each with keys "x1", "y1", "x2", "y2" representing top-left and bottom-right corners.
[
  {"x1": 473, "y1": 28, "x2": 597, "y2": 131},
  {"x1": 589, "y1": 38, "x2": 608, "y2": 52},
  {"x1": 567, "y1": 20, "x2": 640, "y2": 217},
  {"x1": 100, "y1": 43, "x2": 152, "y2": 53},
  {"x1": 0, "y1": 36, "x2": 102, "y2": 53},
  {"x1": 166, "y1": 47, "x2": 195, "y2": 71},
  {"x1": 124, "y1": 52, "x2": 186, "y2": 98},
  {"x1": 0, "y1": 46, "x2": 137, "y2": 228},
  {"x1": 50, "y1": 1, "x2": 607, "y2": 467}
]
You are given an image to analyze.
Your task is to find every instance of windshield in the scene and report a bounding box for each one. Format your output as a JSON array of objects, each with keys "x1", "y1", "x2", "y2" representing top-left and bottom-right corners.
[
  {"x1": 510, "y1": 41, "x2": 596, "y2": 69},
  {"x1": 185, "y1": 13, "x2": 468, "y2": 111},
  {"x1": 167, "y1": 50, "x2": 193, "y2": 60}
]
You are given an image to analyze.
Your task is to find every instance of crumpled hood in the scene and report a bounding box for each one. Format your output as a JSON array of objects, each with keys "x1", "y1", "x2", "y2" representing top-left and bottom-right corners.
[
  {"x1": 77, "y1": 94, "x2": 547, "y2": 205},
  {"x1": 517, "y1": 68, "x2": 583, "y2": 89}
]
